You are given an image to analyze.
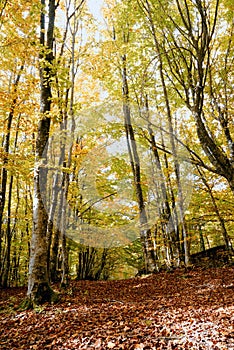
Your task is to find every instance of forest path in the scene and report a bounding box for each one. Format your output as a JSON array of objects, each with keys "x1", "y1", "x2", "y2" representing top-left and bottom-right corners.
[{"x1": 0, "y1": 267, "x2": 234, "y2": 349}]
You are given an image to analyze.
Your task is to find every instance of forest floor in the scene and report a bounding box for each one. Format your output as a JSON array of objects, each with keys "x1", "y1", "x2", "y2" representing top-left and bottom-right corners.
[{"x1": 0, "y1": 267, "x2": 234, "y2": 350}]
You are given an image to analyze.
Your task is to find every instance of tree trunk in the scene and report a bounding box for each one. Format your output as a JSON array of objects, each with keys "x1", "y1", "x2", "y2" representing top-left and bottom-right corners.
[
  {"x1": 197, "y1": 166, "x2": 232, "y2": 251},
  {"x1": 47, "y1": 122, "x2": 67, "y2": 280},
  {"x1": 152, "y1": 0, "x2": 234, "y2": 195},
  {"x1": 122, "y1": 54, "x2": 156, "y2": 273},
  {"x1": 27, "y1": 0, "x2": 57, "y2": 306},
  {"x1": 144, "y1": 96, "x2": 180, "y2": 267},
  {"x1": 143, "y1": 0, "x2": 190, "y2": 265},
  {"x1": 0, "y1": 68, "x2": 23, "y2": 287},
  {"x1": 2, "y1": 174, "x2": 14, "y2": 287}
]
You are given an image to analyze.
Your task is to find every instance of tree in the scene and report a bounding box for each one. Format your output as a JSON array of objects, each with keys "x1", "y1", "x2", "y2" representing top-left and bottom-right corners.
[
  {"x1": 136, "y1": 0, "x2": 190, "y2": 265},
  {"x1": 122, "y1": 54, "x2": 157, "y2": 272},
  {"x1": 0, "y1": 0, "x2": 39, "y2": 287},
  {"x1": 144, "y1": 0, "x2": 234, "y2": 194},
  {"x1": 95, "y1": 0, "x2": 193, "y2": 267},
  {"x1": 27, "y1": 0, "x2": 57, "y2": 306},
  {"x1": 45, "y1": 0, "x2": 86, "y2": 285},
  {"x1": 196, "y1": 165, "x2": 232, "y2": 250}
]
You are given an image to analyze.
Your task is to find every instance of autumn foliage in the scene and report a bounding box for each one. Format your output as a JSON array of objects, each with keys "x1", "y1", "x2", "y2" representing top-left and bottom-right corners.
[{"x1": 1, "y1": 267, "x2": 234, "y2": 349}]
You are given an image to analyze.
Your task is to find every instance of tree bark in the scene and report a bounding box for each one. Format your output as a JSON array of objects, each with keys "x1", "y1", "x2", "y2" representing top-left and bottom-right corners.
[
  {"x1": 196, "y1": 166, "x2": 232, "y2": 251},
  {"x1": 27, "y1": 0, "x2": 57, "y2": 306},
  {"x1": 144, "y1": 96, "x2": 181, "y2": 267},
  {"x1": 0, "y1": 68, "x2": 23, "y2": 287},
  {"x1": 158, "y1": 0, "x2": 234, "y2": 194},
  {"x1": 142, "y1": 0, "x2": 190, "y2": 265},
  {"x1": 122, "y1": 54, "x2": 156, "y2": 273}
]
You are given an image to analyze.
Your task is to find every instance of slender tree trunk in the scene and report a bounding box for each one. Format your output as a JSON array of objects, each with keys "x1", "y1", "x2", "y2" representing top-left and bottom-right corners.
[
  {"x1": 197, "y1": 166, "x2": 232, "y2": 251},
  {"x1": 50, "y1": 176, "x2": 65, "y2": 282},
  {"x1": 160, "y1": 128, "x2": 182, "y2": 265},
  {"x1": 143, "y1": 0, "x2": 190, "y2": 265},
  {"x1": 144, "y1": 96, "x2": 180, "y2": 267},
  {"x1": 47, "y1": 122, "x2": 66, "y2": 280},
  {"x1": 60, "y1": 5, "x2": 85, "y2": 285},
  {"x1": 60, "y1": 186, "x2": 69, "y2": 286},
  {"x1": 3, "y1": 115, "x2": 21, "y2": 287},
  {"x1": 2, "y1": 174, "x2": 13, "y2": 287},
  {"x1": 122, "y1": 55, "x2": 156, "y2": 273},
  {"x1": 0, "y1": 68, "x2": 23, "y2": 286},
  {"x1": 50, "y1": 227, "x2": 60, "y2": 282},
  {"x1": 47, "y1": 0, "x2": 84, "y2": 281},
  {"x1": 94, "y1": 248, "x2": 108, "y2": 280},
  {"x1": 198, "y1": 224, "x2": 206, "y2": 252}
]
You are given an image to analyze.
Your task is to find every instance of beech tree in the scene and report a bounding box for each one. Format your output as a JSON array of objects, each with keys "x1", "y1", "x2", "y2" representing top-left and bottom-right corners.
[
  {"x1": 140, "y1": 0, "x2": 234, "y2": 194},
  {"x1": 27, "y1": 0, "x2": 57, "y2": 306},
  {"x1": 122, "y1": 56, "x2": 157, "y2": 272},
  {"x1": 0, "y1": 0, "x2": 39, "y2": 287},
  {"x1": 93, "y1": 0, "x2": 192, "y2": 268}
]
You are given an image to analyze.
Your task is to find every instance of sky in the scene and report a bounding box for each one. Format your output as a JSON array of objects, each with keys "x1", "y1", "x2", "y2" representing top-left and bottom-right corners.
[{"x1": 87, "y1": 0, "x2": 104, "y2": 20}]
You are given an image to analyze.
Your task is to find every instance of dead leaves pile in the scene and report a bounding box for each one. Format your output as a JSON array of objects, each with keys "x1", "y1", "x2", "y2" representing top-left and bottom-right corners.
[{"x1": 0, "y1": 267, "x2": 234, "y2": 349}]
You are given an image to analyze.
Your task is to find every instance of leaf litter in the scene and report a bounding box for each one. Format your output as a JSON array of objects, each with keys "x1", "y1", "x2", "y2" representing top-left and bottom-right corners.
[{"x1": 0, "y1": 267, "x2": 234, "y2": 349}]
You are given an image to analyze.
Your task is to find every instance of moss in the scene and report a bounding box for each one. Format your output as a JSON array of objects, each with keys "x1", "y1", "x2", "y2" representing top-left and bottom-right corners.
[
  {"x1": 20, "y1": 283, "x2": 60, "y2": 310},
  {"x1": 50, "y1": 289, "x2": 60, "y2": 304},
  {"x1": 19, "y1": 298, "x2": 33, "y2": 310}
]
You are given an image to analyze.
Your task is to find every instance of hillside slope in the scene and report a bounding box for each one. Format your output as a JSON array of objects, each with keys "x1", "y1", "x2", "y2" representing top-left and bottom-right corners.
[{"x1": 1, "y1": 267, "x2": 234, "y2": 349}]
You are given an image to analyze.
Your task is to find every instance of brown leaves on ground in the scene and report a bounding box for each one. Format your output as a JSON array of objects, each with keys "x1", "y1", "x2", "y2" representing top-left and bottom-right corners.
[{"x1": 0, "y1": 267, "x2": 234, "y2": 349}]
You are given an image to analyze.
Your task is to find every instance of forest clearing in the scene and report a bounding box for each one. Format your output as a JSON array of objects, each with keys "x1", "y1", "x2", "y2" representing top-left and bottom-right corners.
[{"x1": 1, "y1": 267, "x2": 234, "y2": 349}]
